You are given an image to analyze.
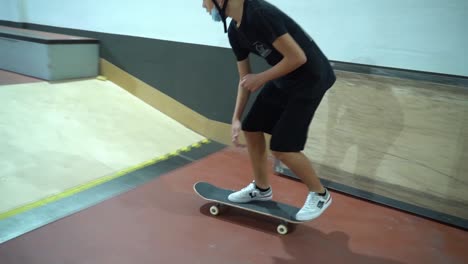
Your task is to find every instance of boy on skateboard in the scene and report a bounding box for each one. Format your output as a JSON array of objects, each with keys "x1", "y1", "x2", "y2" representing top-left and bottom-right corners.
[{"x1": 202, "y1": 0, "x2": 336, "y2": 221}]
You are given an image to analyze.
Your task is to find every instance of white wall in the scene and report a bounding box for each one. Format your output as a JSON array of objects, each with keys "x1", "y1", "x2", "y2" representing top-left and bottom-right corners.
[
  {"x1": 0, "y1": 0, "x2": 19, "y2": 22},
  {"x1": 20, "y1": 0, "x2": 226, "y2": 46},
  {"x1": 279, "y1": 0, "x2": 468, "y2": 77},
  {"x1": 9, "y1": 0, "x2": 468, "y2": 76}
]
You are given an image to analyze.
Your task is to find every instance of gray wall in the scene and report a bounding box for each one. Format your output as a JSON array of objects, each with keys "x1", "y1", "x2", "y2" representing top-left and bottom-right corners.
[{"x1": 12, "y1": 23, "x2": 266, "y2": 123}]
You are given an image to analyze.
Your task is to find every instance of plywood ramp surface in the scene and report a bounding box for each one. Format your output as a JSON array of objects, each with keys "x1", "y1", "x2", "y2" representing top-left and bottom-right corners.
[
  {"x1": 0, "y1": 78, "x2": 205, "y2": 215},
  {"x1": 306, "y1": 71, "x2": 468, "y2": 219}
]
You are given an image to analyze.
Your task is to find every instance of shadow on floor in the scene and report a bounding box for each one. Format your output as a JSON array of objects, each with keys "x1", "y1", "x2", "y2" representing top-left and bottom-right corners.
[{"x1": 199, "y1": 203, "x2": 404, "y2": 264}]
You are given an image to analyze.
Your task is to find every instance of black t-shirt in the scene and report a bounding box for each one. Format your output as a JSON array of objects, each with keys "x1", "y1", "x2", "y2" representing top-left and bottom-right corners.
[{"x1": 228, "y1": 0, "x2": 335, "y2": 87}]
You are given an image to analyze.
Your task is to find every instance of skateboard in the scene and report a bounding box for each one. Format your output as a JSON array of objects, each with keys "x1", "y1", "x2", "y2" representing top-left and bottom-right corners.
[{"x1": 193, "y1": 181, "x2": 306, "y2": 235}]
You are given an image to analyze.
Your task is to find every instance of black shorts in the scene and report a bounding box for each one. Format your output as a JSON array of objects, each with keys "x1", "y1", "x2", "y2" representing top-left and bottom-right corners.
[{"x1": 242, "y1": 78, "x2": 330, "y2": 152}]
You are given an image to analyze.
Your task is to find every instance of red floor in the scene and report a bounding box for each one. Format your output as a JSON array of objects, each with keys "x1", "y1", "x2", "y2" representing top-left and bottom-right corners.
[
  {"x1": 0, "y1": 70, "x2": 43, "y2": 85},
  {"x1": 0, "y1": 147, "x2": 467, "y2": 263}
]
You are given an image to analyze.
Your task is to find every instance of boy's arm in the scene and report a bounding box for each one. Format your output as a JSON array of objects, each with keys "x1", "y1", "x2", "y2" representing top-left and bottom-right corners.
[
  {"x1": 241, "y1": 33, "x2": 307, "y2": 92},
  {"x1": 260, "y1": 33, "x2": 307, "y2": 82},
  {"x1": 232, "y1": 58, "x2": 252, "y2": 122}
]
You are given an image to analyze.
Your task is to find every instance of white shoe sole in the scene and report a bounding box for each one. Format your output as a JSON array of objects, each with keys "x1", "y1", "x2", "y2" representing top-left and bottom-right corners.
[{"x1": 228, "y1": 195, "x2": 273, "y2": 203}]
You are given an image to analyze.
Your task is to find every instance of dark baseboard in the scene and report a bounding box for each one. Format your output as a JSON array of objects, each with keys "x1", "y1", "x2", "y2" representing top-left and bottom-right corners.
[{"x1": 0, "y1": 20, "x2": 27, "y2": 28}]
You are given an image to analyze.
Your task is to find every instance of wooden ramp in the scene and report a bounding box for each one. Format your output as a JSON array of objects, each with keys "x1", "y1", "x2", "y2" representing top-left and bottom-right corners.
[
  {"x1": 0, "y1": 78, "x2": 206, "y2": 219},
  {"x1": 276, "y1": 71, "x2": 468, "y2": 229}
]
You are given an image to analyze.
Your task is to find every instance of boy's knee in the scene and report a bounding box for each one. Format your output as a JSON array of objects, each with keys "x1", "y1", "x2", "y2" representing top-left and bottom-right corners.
[
  {"x1": 271, "y1": 150, "x2": 302, "y2": 161},
  {"x1": 271, "y1": 150, "x2": 288, "y2": 161},
  {"x1": 244, "y1": 131, "x2": 262, "y2": 137},
  {"x1": 244, "y1": 131, "x2": 263, "y2": 140}
]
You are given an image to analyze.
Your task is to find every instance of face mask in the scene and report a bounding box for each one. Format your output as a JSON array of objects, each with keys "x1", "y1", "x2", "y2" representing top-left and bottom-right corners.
[
  {"x1": 210, "y1": 0, "x2": 229, "y2": 33},
  {"x1": 211, "y1": 7, "x2": 222, "y2": 22}
]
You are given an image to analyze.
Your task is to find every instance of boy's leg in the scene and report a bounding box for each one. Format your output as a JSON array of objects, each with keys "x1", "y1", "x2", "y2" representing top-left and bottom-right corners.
[
  {"x1": 241, "y1": 81, "x2": 286, "y2": 189},
  {"x1": 271, "y1": 151, "x2": 324, "y2": 193},
  {"x1": 227, "y1": 82, "x2": 285, "y2": 203},
  {"x1": 244, "y1": 131, "x2": 270, "y2": 189},
  {"x1": 227, "y1": 130, "x2": 274, "y2": 204},
  {"x1": 270, "y1": 85, "x2": 332, "y2": 220}
]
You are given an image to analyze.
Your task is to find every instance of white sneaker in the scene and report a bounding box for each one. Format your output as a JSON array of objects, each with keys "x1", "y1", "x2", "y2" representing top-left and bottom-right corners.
[
  {"x1": 228, "y1": 182, "x2": 273, "y2": 203},
  {"x1": 295, "y1": 189, "x2": 332, "y2": 221}
]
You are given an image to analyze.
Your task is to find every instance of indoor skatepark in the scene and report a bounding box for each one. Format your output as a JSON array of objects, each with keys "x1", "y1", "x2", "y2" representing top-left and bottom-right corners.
[{"x1": 1, "y1": 1, "x2": 467, "y2": 263}]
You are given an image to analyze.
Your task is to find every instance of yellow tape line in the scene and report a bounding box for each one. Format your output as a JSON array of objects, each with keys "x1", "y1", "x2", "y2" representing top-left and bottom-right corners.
[{"x1": 0, "y1": 139, "x2": 211, "y2": 221}]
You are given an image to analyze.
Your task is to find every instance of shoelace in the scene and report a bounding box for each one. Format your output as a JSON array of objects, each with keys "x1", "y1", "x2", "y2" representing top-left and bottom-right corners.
[
  {"x1": 241, "y1": 184, "x2": 255, "y2": 192},
  {"x1": 303, "y1": 193, "x2": 320, "y2": 209}
]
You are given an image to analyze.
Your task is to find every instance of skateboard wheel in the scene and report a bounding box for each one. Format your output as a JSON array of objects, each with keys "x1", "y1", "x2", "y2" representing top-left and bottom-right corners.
[
  {"x1": 277, "y1": 224, "x2": 288, "y2": 235},
  {"x1": 209, "y1": 205, "x2": 220, "y2": 216}
]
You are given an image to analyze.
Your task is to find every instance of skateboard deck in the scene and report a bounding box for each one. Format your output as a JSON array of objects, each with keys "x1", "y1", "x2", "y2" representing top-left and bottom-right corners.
[{"x1": 193, "y1": 181, "x2": 306, "y2": 234}]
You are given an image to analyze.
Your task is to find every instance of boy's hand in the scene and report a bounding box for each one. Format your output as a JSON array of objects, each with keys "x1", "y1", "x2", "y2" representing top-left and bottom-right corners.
[
  {"x1": 240, "y1": 74, "x2": 265, "y2": 92},
  {"x1": 232, "y1": 119, "x2": 246, "y2": 147}
]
